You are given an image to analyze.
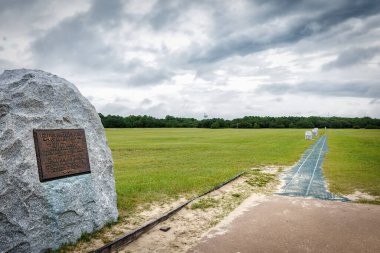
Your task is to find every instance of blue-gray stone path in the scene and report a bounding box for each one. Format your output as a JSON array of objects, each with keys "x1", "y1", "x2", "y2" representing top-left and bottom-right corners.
[{"x1": 277, "y1": 135, "x2": 348, "y2": 201}]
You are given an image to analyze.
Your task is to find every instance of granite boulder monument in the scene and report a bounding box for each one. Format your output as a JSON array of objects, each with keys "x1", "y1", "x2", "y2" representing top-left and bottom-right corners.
[{"x1": 0, "y1": 69, "x2": 118, "y2": 252}]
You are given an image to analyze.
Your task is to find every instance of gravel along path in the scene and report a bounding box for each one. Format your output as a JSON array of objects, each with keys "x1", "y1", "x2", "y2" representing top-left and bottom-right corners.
[{"x1": 277, "y1": 135, "x2": 347, "y2": 201}]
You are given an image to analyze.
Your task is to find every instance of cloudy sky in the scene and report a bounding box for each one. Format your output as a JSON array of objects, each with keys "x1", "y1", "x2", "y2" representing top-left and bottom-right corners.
[{"x1": 1, "y1": 0, "x2": 379, "y2": 119}]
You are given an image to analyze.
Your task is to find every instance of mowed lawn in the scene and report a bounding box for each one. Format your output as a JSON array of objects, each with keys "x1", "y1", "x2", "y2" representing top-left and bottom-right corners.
[
  {"x1": 324, "y1": 129, "x2": 380, "y2": 196},
  {"x1": 105, "y1": 128, "x2": 314, "y2": 214}
]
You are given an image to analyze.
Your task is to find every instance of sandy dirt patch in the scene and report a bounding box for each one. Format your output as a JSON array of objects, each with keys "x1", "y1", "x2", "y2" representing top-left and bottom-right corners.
[
  {"x1": 344, "y1": 191, "x2": 378, "y2": 201},
  {"x1": 61, "y1": 166, "x2": 285, "y2": 252},
  {"x1": 118, "y1": 167, "x2": 283, "y2": 253}
]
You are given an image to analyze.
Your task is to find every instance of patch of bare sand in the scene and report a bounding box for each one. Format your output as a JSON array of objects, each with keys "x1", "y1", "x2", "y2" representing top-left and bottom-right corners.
[
  {"x1": 344, "y1": 191, "x2": 378, "y2": 201},
  {"x1": 66, "y1": 198, "x2": 190, "y2": 252},
  {"x1": 63, "y1": 166, "x2": 285, "y2": 253},
  {"x1": 269, "y1": 164, "x2": 293, "y2": 192},
  {"x1": 118, "y1": 166, "x2": 285, "y2": 253},
  {"x1": 203, "y1": 194, "x2": 269, "y2": 239}
]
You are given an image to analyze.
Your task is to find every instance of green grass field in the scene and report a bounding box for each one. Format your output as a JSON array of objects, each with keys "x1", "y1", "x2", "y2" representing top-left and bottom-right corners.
[
  {"x1": 106, "y1": 128, "x2": 380, "y2": 214},
  {"x1": 324, "y1": 129, "x2": 380, "y2": 196},
  {"x1": 106, "y1": 128, "x2": 315, "y2": 214}
]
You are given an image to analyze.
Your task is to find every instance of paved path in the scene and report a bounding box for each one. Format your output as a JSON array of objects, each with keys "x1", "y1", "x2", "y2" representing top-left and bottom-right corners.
[
  {"x1": 189, "y1": 196, "x2": 380, "y2": 253},
  {"x1": 277, "y1": 135, "x2": 347, "y2": 201},
  {"x1": 189, "y1": 137, "x2": 380, "y2": 253}
]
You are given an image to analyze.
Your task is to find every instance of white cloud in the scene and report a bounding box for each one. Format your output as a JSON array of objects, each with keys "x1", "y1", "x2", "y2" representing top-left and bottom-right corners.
[{"x1": 0, "y1": 0, "x2": 379, "y2": 118}]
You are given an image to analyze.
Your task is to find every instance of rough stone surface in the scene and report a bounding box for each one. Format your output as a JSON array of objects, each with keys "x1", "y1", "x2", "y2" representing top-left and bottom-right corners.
[{"x1": 0, "y1": 69, "x2": 118, "y2": 252}]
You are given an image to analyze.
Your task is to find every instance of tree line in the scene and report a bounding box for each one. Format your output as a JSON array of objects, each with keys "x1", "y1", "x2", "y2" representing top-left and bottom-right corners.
[{"x1": 99, "y1": 114, "x2": 380, "y2": 129}]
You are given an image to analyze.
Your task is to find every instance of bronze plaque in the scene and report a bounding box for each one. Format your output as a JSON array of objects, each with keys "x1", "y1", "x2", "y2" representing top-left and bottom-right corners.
[{"x1": 33, "y1": 129, "x2": 91, "y2": 182}]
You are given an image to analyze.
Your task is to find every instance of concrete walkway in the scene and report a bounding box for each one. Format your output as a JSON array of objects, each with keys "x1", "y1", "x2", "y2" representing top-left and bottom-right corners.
[
  {"x1": 277, "y1": 136, "x2": 346, "y2": 201},
  {"x1": 189, "y1": 195, "x2": 380, "y2": 253},
  {"x1": 189, "y1": 137, "x2": 380, "y2": 252}
]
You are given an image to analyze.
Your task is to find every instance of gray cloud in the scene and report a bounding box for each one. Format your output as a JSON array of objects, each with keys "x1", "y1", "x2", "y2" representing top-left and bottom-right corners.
[
  {"x1": 30, "y1": 0, "x2": 129, "y2": 74},
  {"x1": 323, "y1": 46, "x2": 380, "y2": 70},
  {"x1": 147, "y1": 1, "x2": 187, "y2": 30},
  {"x1": 1, "y1": 0, "x2": 379, "y2": 118},
  {"x1": 189, "y1": 0, "x2": 380, "y2": 64},
  {"x1": 0, "y1": 0, "x2": 39, "y2": 14},
  {"x1": 127, "y1": 67, "x2": 171, "y2": 86},
  {"x1": 87, "y1": 0, "x2": 123, "y2": 27},
  {"x1": 256, "y1": 81, "x2": 380, "y2": 99},
  {"x1": 30, "y1": 0, "x2": 175, "y2": 87},
  {"x1": 28, "y1": 0, "x2": 380, "y2": 81},
  {"x1": 99, "y1": 102, "x2": 168, "y2": 117},
  {"x1": 140, "y1": 98, "x2": 152, "y2": 106},
  {"x1": 0, "y1": 58, "x2": 15, "y2": 71},
  {"x1": 33, "y1": 18, "x2": 114, "y2": 70},
  {"x1": 98, "y1": 103, "x2": 130, "y2": 116}
]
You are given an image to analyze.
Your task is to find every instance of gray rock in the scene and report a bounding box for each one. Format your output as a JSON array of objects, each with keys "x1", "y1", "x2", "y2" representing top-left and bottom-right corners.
[
  {"x1": 159, "y1": 226, "x2": 171, "y2": 232},
  {"x1": 0, "y1": 69, "x2": 118, "y2": 252}
]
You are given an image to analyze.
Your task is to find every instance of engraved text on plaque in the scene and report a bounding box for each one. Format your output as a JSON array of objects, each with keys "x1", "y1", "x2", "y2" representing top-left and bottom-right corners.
[{"x1": 33, "y1": 129, "x2": 91, "y2": 182}]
